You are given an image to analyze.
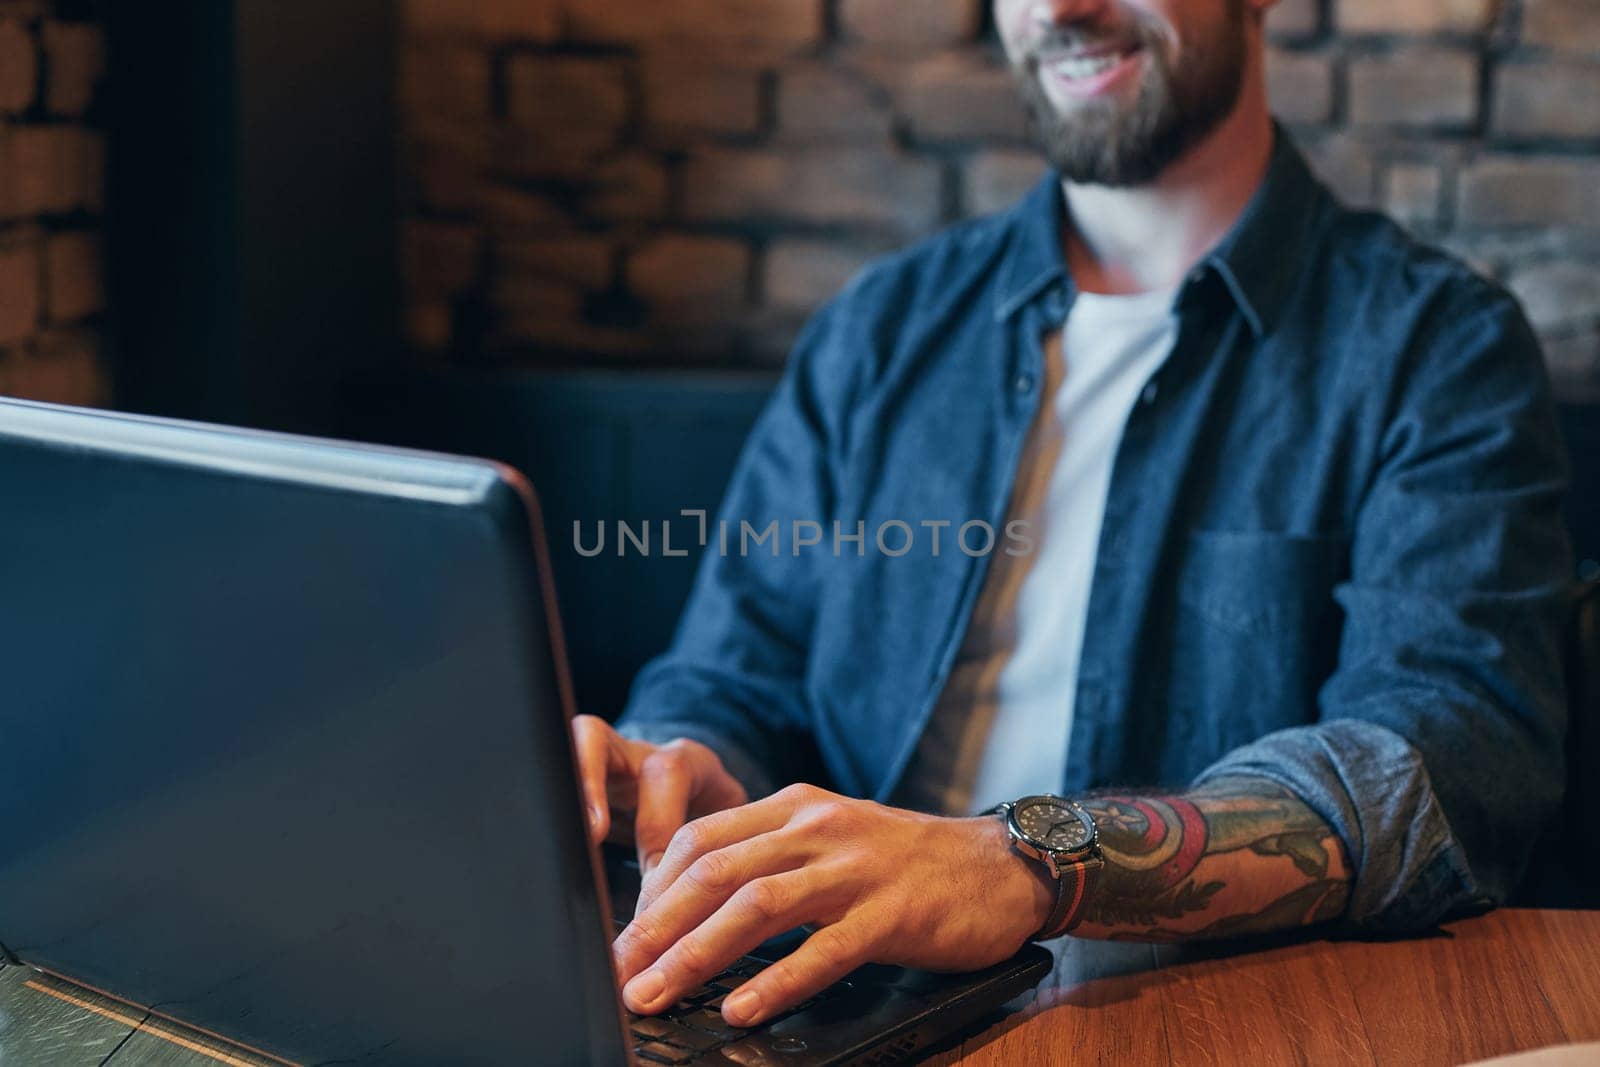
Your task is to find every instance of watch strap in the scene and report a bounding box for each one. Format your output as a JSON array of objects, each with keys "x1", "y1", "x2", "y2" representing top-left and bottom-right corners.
[{"x1": 1035, "y1": 852, "x2": 1099, "y2": 941}]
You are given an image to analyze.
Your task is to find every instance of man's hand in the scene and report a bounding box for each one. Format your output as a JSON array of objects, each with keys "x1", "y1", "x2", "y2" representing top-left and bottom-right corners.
[
  {"x1": 571, "y1": 715, "x2": 749, "y2": 876},
  {"x1": 611, "y1": 784, "x2": 1054, "y2": 1028}
]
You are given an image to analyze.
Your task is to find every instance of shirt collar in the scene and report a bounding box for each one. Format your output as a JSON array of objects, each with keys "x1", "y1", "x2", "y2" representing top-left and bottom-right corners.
[
  {"x1": 993, "y1": 125, "x2": 1329, "y2": 337},
  {"x1": 993, "y1": 173, "x2": 1072, "y2": 324}
]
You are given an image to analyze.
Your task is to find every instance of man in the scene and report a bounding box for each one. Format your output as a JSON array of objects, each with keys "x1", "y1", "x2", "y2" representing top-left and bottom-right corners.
[{"x1": 572, "y1": 0, "x2": 1573, "y2": 1030}]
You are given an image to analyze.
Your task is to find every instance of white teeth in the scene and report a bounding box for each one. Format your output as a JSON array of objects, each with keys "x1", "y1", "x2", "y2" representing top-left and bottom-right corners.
[{"x1": 1050, "y1": 52, "x2": 1125, "y2": 81}]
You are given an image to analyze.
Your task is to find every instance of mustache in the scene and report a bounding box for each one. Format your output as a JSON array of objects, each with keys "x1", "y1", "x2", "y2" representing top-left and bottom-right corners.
[{"x1": 1022, "y1": 18, "x2": 1161, "y2": 62}]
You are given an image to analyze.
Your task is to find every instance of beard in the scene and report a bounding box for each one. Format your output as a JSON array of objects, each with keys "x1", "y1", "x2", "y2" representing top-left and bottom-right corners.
[{"x1": 1012, "y1": 1, "x2": 1248, "y2": 186}]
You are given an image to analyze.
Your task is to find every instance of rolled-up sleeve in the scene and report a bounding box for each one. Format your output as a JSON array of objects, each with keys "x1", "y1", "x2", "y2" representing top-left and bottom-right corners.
[
  {"x1": 1204, "y1": 283, "x2": 1572, "y2": 931},
  {"x1": 1196, "y1": 720, "x2": 1484, "y2": 930}
]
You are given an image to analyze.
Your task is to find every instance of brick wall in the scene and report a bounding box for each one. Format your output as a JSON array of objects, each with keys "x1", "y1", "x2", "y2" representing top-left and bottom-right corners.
[
  {"x1": 0, "y1": 0, "x2": 106, "y2": 407},
  {"x1": 401, "y1": 0, "x2": 1600, "y2": 396}
]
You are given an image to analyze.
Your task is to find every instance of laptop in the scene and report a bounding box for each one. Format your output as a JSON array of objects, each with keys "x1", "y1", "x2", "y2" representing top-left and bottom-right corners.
[{"x1": 0, "y1": 397, "x2": 1053, "y2": 1065}]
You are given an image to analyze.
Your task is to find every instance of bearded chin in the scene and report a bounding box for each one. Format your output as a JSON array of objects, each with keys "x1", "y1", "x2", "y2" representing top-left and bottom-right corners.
[
  {"x1": 1016, "y1": 13, "x2": 1247, "y2": 188},
  {"x1": 1020, "y1": 76, "x2": 1180, "y2": 187}
]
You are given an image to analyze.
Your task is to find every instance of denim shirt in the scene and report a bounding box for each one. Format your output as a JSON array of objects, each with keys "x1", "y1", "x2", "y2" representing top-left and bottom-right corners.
[{"x1": 619, "y1": 132, "x2": 1573, "y2": 932}]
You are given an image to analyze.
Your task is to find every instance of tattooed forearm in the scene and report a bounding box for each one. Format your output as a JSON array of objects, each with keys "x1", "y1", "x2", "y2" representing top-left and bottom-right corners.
[{"x1": 1073, "y1": 776, "x2": 1351, "y2": 942}]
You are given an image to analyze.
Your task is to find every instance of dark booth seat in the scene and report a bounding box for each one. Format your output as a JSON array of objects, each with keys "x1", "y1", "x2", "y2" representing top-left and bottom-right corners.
[
  {"x1": 348, "y1": 371, "x2": 775, "y2": 720},
  {"x1": 348, "y1": 372, "x2": 1600, "y2": 906}
]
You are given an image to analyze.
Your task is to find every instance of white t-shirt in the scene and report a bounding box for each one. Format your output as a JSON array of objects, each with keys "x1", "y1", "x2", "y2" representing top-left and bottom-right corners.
[{"x1": 894, "y1": 287, "x2": 1180, "y2": 816}]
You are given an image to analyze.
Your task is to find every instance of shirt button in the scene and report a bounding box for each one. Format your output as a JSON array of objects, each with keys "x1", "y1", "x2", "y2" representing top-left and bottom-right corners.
[
  {"x1": 1141, "y1": 381, "x2": 1159, "y2": 405},
  {"x1": 1015, "y1": 373, "x2": 1036, "y2": 395}
]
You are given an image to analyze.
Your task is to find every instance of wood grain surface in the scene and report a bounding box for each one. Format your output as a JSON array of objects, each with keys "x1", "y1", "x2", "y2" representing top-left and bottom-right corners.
[
  {"x1": 0, "y1": 909, "x2": 1594, "y2": 1065},
  {"x1": 0, "y1": 968, "x2": 280, "y2": 1066},
  {"x1": 0, "y1": 965, "x2": 139, "y2": 1064},
  {"x1": 928, "y1": 909, "x2": 1600, "y2": 1067}
]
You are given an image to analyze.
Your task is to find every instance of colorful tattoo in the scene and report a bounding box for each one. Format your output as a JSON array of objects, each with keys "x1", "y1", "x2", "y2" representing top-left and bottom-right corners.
[{"x1": 1078, "y1": 777, "x2": 1351, "y2": 939}]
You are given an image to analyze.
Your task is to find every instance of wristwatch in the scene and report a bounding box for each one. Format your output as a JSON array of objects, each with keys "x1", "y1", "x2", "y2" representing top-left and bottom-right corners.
[{"x1": 990, "y1": 795, "x2": 1104, "y2": 941}]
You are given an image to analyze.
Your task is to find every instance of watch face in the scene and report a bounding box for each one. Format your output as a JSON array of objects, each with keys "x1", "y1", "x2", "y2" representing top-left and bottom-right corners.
[{"x1": 1014, "y1": 796, "x2": 1094, "y2": 852}]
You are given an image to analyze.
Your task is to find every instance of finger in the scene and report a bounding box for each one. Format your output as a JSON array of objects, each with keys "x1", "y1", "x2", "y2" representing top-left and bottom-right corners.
[
  {"x1": 691, "y1": 756, "x2": 750, "y2": 818},
  {"x1": 632, "y1": 745, "x2": 697, "y2": 877},
  {"x1": 571, "y1": 715, "x2": 619, "y2": 844},
  {"x1": 721, "y1": 918, "x2": 880, "y2": 1027},
  {"x1": 613, "y1": 831, "x2": 807, "y2": 984},
  {"x1": 620, "y1": 870, "x2": 832, "y2": 1015},
  {"x1": 636, "y1": 780, "x2": 812, "y2": 915}
]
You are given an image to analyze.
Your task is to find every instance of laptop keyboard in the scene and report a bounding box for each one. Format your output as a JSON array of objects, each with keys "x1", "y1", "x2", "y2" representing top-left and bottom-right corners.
[{"x1": 619, "y1": 930, "x2": 831, "y2": 1064}]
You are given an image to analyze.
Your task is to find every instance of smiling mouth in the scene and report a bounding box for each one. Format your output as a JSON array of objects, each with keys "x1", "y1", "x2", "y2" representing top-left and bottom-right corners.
[{"x1": 1039, "y1": 43, "x2": 1143, "y2": 83}]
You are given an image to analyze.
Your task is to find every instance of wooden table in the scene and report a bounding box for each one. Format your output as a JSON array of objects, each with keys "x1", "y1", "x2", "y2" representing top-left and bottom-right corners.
[
  {"x1": 1, "y1": 909, "x2": 1596, "y2": 1065},
  {"x1": 931, "y1": 908, "x2": 1600, "y2": 1067}
]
